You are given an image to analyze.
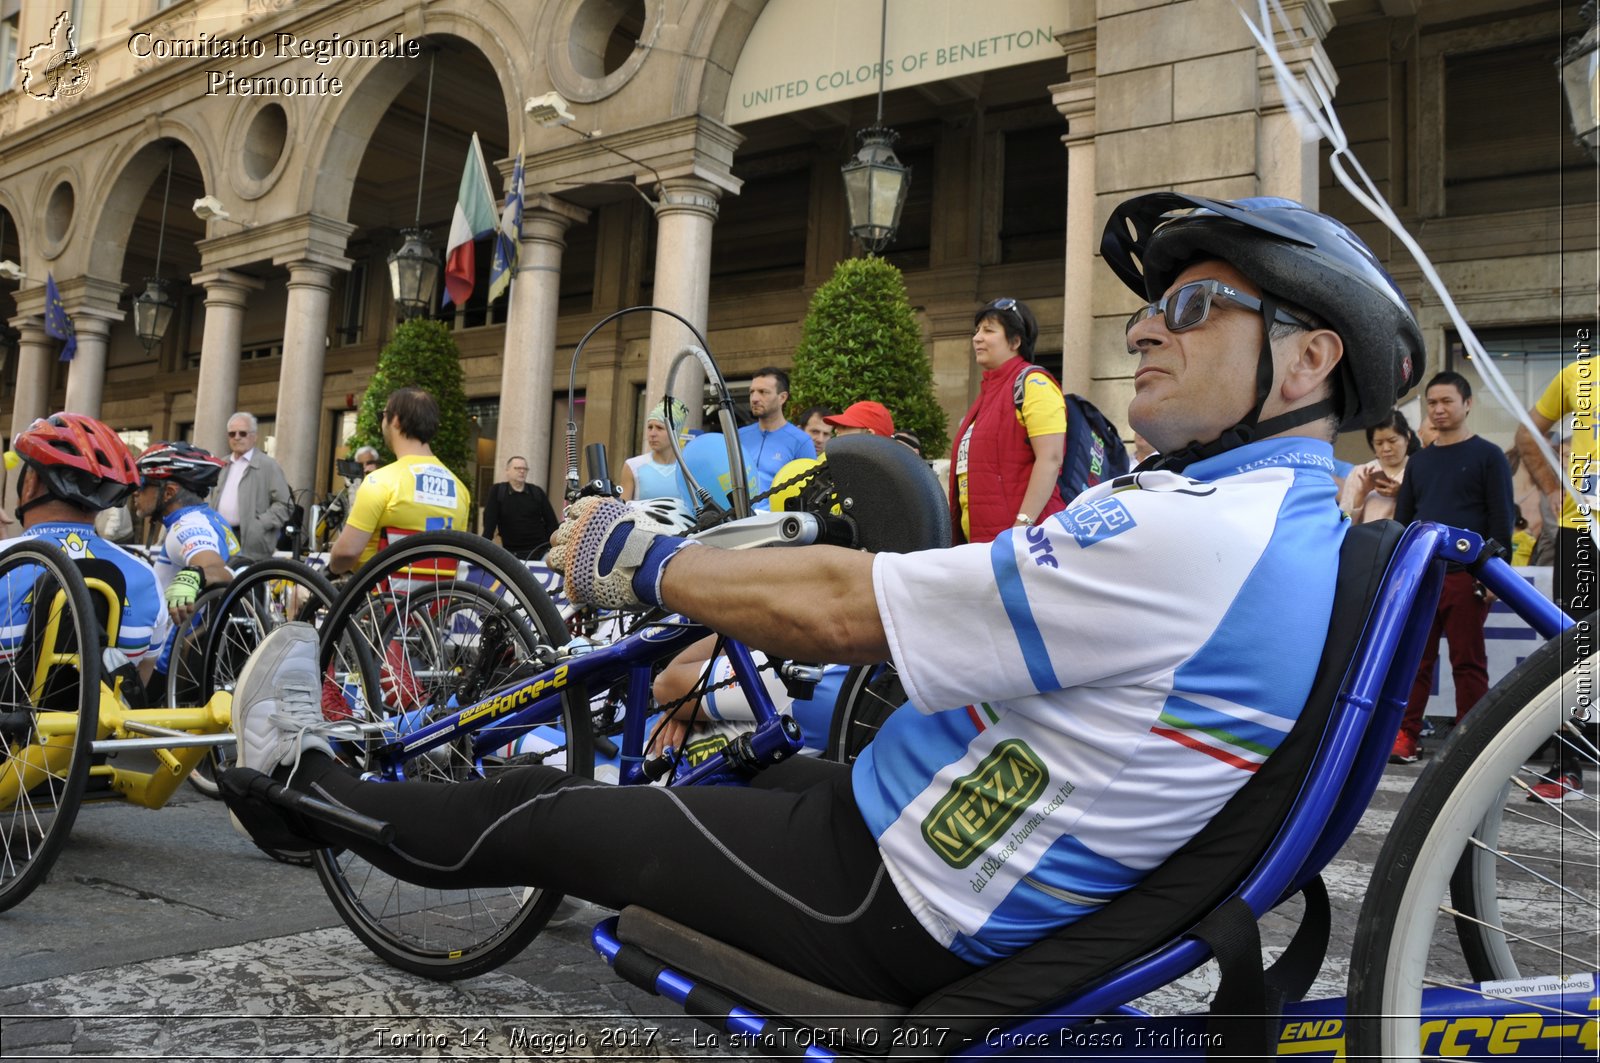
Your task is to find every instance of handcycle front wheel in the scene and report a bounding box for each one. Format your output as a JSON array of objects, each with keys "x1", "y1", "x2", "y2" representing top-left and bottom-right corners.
[
  {"x1": 1347, "y1": 616, "x2": 1599, "y2": 1059},
  {"x1": 187, "y1": 559, "x2": 340, "y2": 800},
  {"x1": 310, "y1": 531, "x2": 590, "y2": 979},
  {"x1": 825, "y1": 660, "x2": 904, "y2": 764},
  {"x1": 0, "y1": 545, "x2": 103, "y2": 913}
]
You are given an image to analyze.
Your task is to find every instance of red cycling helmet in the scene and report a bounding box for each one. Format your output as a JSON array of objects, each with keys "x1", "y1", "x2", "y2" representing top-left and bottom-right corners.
[
  {"x1": 136, "y1": 440, "x2": 228, "y2": 493},
  {"x1": 12, "y1": 412, "x2": 140, "y2": 512}
]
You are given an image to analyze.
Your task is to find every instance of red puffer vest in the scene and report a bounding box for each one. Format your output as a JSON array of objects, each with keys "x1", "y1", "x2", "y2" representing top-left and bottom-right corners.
[{"x1": 950, "y1": 356, "x2": 1065, "y2": 545}]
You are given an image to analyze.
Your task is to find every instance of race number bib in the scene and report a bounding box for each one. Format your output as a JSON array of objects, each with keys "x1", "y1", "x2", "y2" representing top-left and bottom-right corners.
[{"x1": 412, "y1": 465, "x2": 458, "y2": 509}]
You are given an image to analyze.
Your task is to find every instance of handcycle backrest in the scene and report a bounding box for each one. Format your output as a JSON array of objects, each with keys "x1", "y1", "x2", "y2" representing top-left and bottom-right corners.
[
  {"x1": 16, "y1": 558, "x2": 127, "y2": 707},
  {"x1": 819, "y1": 435, "x2": 950, "y2": 554}
]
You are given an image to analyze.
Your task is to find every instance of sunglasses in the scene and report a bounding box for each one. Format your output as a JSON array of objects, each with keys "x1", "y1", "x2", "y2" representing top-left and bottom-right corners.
[
  {"x1": 987, "y1": 297, "x2": 1024, "y2": 325},
  {"x1": 227, "y1": 430, "x2": 251, "y2": 438},
  {"x1": 1125, "y1": 279, "x2": 1315, "y2": 339}
]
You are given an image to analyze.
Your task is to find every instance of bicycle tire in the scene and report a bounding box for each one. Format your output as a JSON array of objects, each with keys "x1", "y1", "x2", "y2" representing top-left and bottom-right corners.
[
  {"x1": 0, "y1": 545, "x2": 103, "y2": 913},
  {"x1": 164, "y1": 583, "x2": 231, "y2": 714},
  {"x1": 310, "y1": 531, "x2": 588, "y2": 979},
  {"x1": 188, "y1": 560, "x2": 339, "y2": 799},
  {"x1": 1347, "y1": 616, "x2": 1599, "y2": 1059},
  {"x1": 824, "y1": 661, "x2": 904, "y2": 764}
]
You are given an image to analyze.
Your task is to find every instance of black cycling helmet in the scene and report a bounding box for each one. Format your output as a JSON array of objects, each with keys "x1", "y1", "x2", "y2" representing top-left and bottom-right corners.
[
  {"x1": 1102, "y1": 193, "x2": 1422, "y2": 450},
  {"x1": 12, "y1": 412, "x2": 140, "y2": 516},
  {"x1": 136, "y1": 440, "x2": 227, "y2": 493}
]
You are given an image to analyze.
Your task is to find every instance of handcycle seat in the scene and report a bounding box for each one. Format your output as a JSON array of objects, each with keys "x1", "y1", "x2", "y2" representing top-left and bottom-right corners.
[
  {"x1": 14, "y1": 558, "x2": 127, "y2": 707},
  {"x1": 597, "y1": 519, "x2": 1449, "y2": 1057}
]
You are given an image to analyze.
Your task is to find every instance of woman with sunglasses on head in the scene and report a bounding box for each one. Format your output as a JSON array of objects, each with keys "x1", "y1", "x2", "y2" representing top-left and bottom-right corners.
[{"x1": 949, "y1": 297, "x2": 1066, "y2": 544}]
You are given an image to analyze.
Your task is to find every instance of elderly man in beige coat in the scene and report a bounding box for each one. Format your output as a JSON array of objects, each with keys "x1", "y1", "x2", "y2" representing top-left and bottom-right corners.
[{"x1": 210, "y1": 411, "x2": 294, "y2": 560}]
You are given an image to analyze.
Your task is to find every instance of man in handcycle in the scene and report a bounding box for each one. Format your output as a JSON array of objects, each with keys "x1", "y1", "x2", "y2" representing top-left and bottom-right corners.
[
  {"x1": 221, "y1": 193, "x2": 1423, "y2": 1003},
  {"x1": 129, "y1": 441, "x2": 238, "y2": 702},
  {"x1": 0, "y1": 414, "x2": 163, "y2": 689}
]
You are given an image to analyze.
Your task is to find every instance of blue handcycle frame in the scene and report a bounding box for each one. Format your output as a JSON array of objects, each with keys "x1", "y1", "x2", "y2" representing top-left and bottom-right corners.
[
  {"x1": 353, "y1": 602, "x2": 806, "y2": 790},
  {"x1": 575, "y1": 521, "x2": 1589, "y2": 1060}
]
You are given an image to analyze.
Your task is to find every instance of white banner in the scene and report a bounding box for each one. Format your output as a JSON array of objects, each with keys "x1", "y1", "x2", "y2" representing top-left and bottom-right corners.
[{"x1": 725, "y1": 0, "x2": 1070, "y2": 124}]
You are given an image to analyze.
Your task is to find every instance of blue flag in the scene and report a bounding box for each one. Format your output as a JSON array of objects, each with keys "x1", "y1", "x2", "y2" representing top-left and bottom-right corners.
[
  {"x1": 44, "y1": 272, "x2": 77, "y2": 363},
  {"x1": 488, "y1": 144, "x2": 524, "y2": 304}
]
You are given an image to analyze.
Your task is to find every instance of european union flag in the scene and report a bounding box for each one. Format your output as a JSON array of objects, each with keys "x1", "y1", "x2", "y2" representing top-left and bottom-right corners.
[{"x1": 44, "y1": 272, "x2": 77, "y2": 363}]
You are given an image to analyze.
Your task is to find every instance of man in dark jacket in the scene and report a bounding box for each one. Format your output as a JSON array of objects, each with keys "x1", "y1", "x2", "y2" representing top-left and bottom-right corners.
[
  {"x1": 1391, "y1": 371, "x2": 1515, "y2": 763},
  {"x1": 482, "y1": 455, "x2": 558, "y2": 559}
]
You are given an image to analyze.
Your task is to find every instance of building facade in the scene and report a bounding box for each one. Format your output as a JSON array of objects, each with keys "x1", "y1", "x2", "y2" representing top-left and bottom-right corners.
[{"x1": 0, "y1": 0, "x2": 1592, "y2": 515}]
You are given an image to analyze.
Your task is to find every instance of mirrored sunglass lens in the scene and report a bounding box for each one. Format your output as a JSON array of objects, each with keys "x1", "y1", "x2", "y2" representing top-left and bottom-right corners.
[{"x1": 1168, "y1": 284, "x2": 1210, "y2": 330}]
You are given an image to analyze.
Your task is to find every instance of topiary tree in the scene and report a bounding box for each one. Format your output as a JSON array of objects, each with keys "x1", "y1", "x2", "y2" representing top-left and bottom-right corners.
[
  {"x1": 788, "y1": 256, "x2": 948, "y2": 458},
  {"x1": 348, "y1": 318, "x2": 471, "y2": 483}
]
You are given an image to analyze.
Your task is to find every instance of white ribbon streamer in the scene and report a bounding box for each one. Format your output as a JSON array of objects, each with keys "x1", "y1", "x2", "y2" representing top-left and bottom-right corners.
[{"x1": 1240, "y1": 0, "x2": 1596, "y2": 547}]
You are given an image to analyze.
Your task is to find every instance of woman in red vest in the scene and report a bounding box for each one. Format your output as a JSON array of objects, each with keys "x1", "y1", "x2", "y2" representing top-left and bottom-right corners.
[{"x1": 949, "y1": 297, "x2": 1067, "y2": 544}]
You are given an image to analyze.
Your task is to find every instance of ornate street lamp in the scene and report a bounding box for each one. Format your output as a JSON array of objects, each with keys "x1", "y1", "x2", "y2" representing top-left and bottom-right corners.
[
  {"x1": 1559, "y1": 1, "x2": 1599, "y2": 159},
  {"x1": 132, "y1": 277, "x2": 175, "y2": 349},
  {"x1": 841, "y1": 0, "x2": 910, "y2": 254},
  {"x1": 388, "y1": 228, "x2": 440, "y2": 320},
  {"x1": 134, "y1": 150, "x2": 176, "y2": 351},
  {"x1": 389, "y1": 49, "x2": 441, "y2": 319}
]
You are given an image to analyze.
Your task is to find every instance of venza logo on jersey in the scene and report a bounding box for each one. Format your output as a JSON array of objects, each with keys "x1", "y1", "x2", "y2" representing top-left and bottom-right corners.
[{"x1": 921, "y1": 739, "x2": 1048, "y2": 868}]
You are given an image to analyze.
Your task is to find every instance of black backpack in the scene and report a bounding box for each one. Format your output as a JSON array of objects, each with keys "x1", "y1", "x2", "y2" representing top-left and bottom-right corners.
[{"x1": 1012, "y1": 366, "x2": 1132, "y2": 503}]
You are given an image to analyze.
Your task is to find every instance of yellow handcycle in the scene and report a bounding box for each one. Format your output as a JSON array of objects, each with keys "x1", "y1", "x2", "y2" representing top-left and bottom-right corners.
[{"x1": 0, "y1": 543, "x2": 338, "y2": 911}]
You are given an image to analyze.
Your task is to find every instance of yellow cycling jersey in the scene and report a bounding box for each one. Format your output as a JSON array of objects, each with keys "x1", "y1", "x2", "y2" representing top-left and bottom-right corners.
[
  {"x1": 346, "y1": 454, "x2": 472, "y2": 565},
  {"x1": 1532, "y1": 358, "x2": 1599, "y2": 531}
]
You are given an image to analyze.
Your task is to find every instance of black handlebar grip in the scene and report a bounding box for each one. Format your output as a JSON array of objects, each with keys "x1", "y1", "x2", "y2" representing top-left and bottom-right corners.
[{"x1": 585, "y1": 443, "x2": 613, "y2": 490}]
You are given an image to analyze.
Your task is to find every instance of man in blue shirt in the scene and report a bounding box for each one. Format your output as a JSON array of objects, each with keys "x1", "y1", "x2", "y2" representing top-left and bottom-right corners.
[{"x1": 736, "y1": 367, "x2": 813, "y2": 494}]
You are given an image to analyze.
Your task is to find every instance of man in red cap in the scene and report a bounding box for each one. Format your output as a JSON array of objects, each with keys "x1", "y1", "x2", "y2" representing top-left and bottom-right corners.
[{"x1": 824, "y1": 401, "x2": 895, "y2": 439}]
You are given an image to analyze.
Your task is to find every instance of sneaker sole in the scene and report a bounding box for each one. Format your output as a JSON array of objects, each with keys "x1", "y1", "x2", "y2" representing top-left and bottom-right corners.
[{"x1": 224, "y1": 623, "x2": 320, "y2": 843}]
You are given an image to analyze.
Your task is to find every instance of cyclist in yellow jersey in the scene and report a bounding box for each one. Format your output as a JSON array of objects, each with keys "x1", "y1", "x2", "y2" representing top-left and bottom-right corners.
[
  {"x1": 329, "y1": 388, "x2": 471, "y2": 575},
  {"x1": 1513, "y1": 356, "x2": 1597, "y2": 802}
]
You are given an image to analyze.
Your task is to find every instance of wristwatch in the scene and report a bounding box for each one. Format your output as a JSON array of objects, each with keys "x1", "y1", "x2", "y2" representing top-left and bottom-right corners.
[{"x1": 1015, "y1": 513, "x2": 1033, "y2": 526}]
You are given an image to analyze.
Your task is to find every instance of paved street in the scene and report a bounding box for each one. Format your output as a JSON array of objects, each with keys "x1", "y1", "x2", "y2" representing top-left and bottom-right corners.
[{"x1": 0, "y1": 762, "x2": 1427, "y2": 1059}]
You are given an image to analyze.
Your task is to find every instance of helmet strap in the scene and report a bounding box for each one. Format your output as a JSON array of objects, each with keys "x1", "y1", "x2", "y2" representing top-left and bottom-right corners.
[{"x1": 1143, "y1": 294, "x2": 1335, "y2": 474}]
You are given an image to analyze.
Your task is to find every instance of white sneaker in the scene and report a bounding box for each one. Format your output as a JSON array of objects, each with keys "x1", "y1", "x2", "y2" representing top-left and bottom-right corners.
[{"x1": 230, "y1": 622, "x2": 342, "y2": 776}]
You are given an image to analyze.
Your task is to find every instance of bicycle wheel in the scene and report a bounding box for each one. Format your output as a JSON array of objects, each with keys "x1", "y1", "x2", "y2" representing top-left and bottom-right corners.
[
  {"x1": 824, "y1": 661, "x2": 904, "y2": 764},
  {"x1": 163, "y1": 584, "x2": 230, "y2": 717},
  {"x1": 188, "y1": 560, "x2": 339, "y2": 798},
  {"x1": 0, "y1": 545, "x2": 103, "y2": 913},
  {"x1": 311, "y1": 531, "x2": 588, "y2": 979},
  {"x1": 1347, "y1": 617, "x2": 1599, "y2": 1059}
]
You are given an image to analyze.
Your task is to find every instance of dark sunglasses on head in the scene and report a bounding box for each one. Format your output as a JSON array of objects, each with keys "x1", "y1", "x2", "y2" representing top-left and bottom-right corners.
[
  {"x1": 1124, "y1": 279, "x2": 1315, "y2": 340},
  {"x1": 986, "y1": 297, "x2": 1023, "y2": 324}
]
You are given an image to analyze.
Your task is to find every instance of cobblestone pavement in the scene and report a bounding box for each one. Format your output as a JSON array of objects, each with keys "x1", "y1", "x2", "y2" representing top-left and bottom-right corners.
[{"x1": 0, "y1": 764, "x2": 1437, "y2": 1060}]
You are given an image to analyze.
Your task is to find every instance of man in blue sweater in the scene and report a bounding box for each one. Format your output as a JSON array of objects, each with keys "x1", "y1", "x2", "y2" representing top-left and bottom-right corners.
[
  {"x1": 737, "y1": 367, "x2": 813, "y2": 494},
  {"x1": 1392, "y1": 370, "x2": 1515, "y2": 762}
]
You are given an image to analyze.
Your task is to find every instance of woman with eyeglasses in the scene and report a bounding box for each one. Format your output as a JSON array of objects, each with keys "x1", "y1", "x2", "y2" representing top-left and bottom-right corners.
[{"x1": 949, "y1": 297, "x2": 1066, "y2": 544}]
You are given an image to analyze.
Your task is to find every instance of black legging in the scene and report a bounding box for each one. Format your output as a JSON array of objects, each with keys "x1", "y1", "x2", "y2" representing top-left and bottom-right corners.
[{"x1": 289, "y1": 754, "x2": 977, "y2": 1002}]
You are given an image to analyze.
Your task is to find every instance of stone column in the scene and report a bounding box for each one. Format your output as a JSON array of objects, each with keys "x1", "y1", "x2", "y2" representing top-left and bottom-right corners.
[
  {"x1": 190, "y1": 269, "x2": 264, "y2": 456},
  {"x1": 6, "y1": 319, "x2": 55, "y2": 523},
  {"x1": 1054, "y1": 75, "x2": 1096, "y2": 397},
  {"x1": 498, "y1": 194, "x2": 590, "y2": 495},
  {"x1": 273, "y1": 260, "x2": 339, "y2": 498},
  {"x1": 62, "y1": 314, "x2": 115, "y2": 416},
  {"x1": 1257, "y1": 0, "x2": 1337, "y2": 203},
  {"x1": 646, "y1": 177, "x2": 722, "y2": 419}
]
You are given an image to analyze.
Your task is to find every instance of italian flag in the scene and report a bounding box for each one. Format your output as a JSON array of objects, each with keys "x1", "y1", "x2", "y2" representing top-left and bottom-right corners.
[{"x1": 441, "y1": 132, "x2": 499, "y2": 307}]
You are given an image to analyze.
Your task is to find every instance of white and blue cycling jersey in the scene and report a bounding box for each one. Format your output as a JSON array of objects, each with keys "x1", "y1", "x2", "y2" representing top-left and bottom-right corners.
[
  {"x1": 152, "y1": 504, "x2": 240, "y2": 674},
  {"x1": 854, "y1": 437, "x2": 1345, "y2": 965},
  {"x1": 0, "y1": 523, "x2": 163, "y2": 666}
]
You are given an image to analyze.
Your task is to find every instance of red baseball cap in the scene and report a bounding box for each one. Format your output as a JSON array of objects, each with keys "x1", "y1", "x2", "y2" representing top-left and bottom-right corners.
[{"x1": 824, "y1": 401, "x2": 895, "y2": 438}]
